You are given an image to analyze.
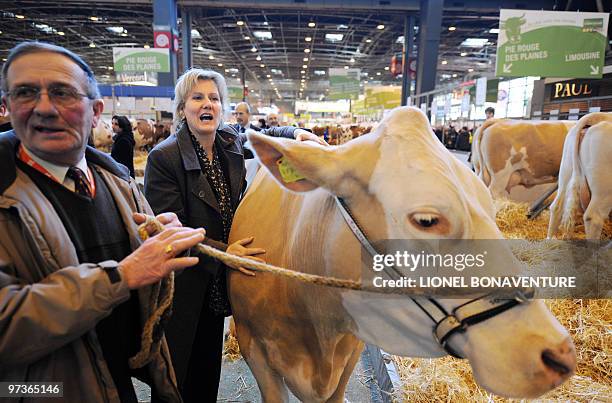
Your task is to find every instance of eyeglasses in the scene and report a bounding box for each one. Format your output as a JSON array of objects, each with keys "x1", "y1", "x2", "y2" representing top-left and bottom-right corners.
[{"x1": 6, "y1": 85, "x2": 91, "y2": 108}]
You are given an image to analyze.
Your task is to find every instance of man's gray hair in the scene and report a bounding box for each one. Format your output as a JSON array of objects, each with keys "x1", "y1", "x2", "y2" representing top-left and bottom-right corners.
[
  {"x1": 173, "y1": 68, "x2": 229, "y2": 131},
  {"x1": 235, "y1": 101, "x2": 251, "y2": 114},
  {"x1": 1, "y1": 41, "x2": 101, "y2": 99}
]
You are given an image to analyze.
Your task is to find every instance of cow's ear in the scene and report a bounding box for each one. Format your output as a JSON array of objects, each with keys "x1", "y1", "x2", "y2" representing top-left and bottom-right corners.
[{"x1": 248, "y1": 132, "x2": 339, "y2": 193}]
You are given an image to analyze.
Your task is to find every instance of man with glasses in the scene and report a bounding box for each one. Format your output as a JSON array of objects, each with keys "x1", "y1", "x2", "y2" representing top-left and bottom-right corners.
[{"x1": 0, "y1": 41, "x2": 205, "y2": 402}]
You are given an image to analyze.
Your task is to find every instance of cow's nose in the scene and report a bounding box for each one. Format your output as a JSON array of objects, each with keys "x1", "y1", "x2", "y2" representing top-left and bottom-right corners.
[{"x1": 540, "y1": 337, "x2": 576, "y2": 384}]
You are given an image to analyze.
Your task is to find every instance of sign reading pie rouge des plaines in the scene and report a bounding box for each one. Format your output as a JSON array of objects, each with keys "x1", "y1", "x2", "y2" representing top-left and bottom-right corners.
[
  {"x1": 495, "y1": 10, "x2": 609, "y2": 79},
  {"x1": 113, "y1": 48, "x2": 170, "y2": 73}
]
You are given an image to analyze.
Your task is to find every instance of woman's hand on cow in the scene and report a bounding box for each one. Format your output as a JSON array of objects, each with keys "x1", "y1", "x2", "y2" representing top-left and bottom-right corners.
[
  {"x1": 294, "y1": 129, "x2": 329, "y2": 146},
  {"x1": 226, "y1": 237, "x2": 266, "y2": 276},
  {"x1": 119, "y1": 226, "x2": 206, "y2": 289}
]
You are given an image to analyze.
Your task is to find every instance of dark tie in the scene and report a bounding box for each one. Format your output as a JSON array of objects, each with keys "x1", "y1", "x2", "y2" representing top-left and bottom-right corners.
[
  {"x1": 240, "y1": 126, "x2": 245, "y2": 133},
  {"x1": 66, "y1": 166, "x2": 92, "y2": 198}
]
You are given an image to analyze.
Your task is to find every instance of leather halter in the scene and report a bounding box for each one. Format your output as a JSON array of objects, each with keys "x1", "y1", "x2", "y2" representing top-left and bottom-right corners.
[{"x1": 334, "y1": 197, "x2": 534, "y2": 358}]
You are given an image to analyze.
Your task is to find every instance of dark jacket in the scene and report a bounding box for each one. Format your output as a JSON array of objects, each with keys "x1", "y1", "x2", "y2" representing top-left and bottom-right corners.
[
  {"x1": 0, "y1": 130, "x2": 181, "y2": 403},
  {"x1": 231, "y1": 122, "x2": 262, "y2": 134},
  {"x1": 143, "y1": 122, "x2": 296, "y2": 396},
  {"x1": 110, "y1": 131, "x2": 136, "y2": 178}
]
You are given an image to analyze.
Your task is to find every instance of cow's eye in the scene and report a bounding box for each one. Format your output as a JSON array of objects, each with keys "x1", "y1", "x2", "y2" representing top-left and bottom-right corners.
[{"x1": 410, "y1": 213, "x2": 440, "y2": 229}]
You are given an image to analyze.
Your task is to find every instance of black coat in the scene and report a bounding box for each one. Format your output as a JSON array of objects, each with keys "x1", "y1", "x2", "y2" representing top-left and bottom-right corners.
[
  {"x1": 143, "y1": 122, "x2": 296, "y2": 400},
  {"x1": 110, "y1": 131, "x2": 135, "y2": 178}
]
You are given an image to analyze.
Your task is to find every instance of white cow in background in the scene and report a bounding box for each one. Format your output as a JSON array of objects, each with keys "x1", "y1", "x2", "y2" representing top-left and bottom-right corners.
[{"x1": 548, "y1": 112, "x2": 612, "y2": 240}]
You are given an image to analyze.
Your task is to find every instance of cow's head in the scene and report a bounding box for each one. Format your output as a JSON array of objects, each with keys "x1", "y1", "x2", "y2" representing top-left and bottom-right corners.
[{"x1": 247, "y1": 107, "x2": 574, "y2": 398}]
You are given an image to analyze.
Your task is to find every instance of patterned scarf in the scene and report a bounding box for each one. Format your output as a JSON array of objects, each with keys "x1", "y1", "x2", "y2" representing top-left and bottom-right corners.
[{"x1": 188, "y1": 133, "x2": 234, "y2": 242}]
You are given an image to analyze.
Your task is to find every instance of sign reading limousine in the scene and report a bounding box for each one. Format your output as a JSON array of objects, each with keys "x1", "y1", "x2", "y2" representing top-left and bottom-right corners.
[{"x1": 495, "y1": 10, "x2": 609, "y2": 79}]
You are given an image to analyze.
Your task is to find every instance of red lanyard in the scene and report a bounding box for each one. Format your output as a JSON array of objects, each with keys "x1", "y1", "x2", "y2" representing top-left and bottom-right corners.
[{"x1": 17, "y1": 144, "x2": 96, "y2": 197}]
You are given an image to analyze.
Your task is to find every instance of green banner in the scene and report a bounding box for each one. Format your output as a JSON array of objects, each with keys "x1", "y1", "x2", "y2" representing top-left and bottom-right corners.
[
  {"x1": 329, "y1": 68, "x2": 360, "y2": 100},
  {"x1": 113, "y1": 48, "x2": 170, "y2": 73},
  {"x1": 496, "y1": 10, "x2": 609, "y2": 79}
]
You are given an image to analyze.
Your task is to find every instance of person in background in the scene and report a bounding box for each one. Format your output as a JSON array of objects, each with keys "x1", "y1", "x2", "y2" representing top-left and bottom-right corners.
[
  {"x1": 144, "y1": 68, "x2": 325, "y2": 403},
  {"x1": 233, "y1": 102, "x2": 261, "y2": 133},
  {"x1": 485, "y1": 106, "x2": 495, "y2": 120},
  {"x1": 266, "y1": 112, "x2": 279, "y2": 127},
  {"x1": 257, "y1": 117, "x2": 267, "y2": 129},
  {"x1": 0, "y1": 41, "x2": 205, "y2": 402},
  {"x1": 111, "y1": 115, "x2": 136, "y2": 178}
]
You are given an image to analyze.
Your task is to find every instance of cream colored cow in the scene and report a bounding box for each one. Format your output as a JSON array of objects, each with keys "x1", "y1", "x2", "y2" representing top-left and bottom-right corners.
[
  {"x1": 548, "y1": 112, "x2": 612, "y2": 240},
  {"x1": 475, "y1": 119, "x2": 575, "y2": 201},
  {"x1": 229, "y1": 107, "x2": 575, "y2": 401}
]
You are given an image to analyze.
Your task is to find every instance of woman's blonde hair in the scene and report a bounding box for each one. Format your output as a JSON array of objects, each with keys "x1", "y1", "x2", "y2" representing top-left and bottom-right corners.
[{"x1": 173, "y1": 68, "x2": 229, "y2": 131}]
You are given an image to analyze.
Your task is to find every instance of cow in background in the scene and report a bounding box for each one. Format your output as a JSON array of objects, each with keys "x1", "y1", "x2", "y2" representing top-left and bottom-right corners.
[
  {"x1": 475, "y1": 119, "x2": 575, "y2": 201},
  {"x1": 229, "y1": 107, "x2": 575, "y2": 402},
  {"x1": 548, "y1": 112, "x2": 612, "y2": 240},
  {"x1": 92, "y1": 119, "x2": 113, "y2": 150}
]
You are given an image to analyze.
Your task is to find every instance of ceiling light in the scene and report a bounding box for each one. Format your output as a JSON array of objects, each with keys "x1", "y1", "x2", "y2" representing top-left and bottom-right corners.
[
  {"x1": 260, "y1": 64, "x2": 265, "y2": 67},
  {"x1": 314, "y1": 70, "x2": 325, "y2": 76},
  {"x1": 15, "y1": 14, "x2": 25, "y2": 19},
  {"x1": 461, "y1": 38, "x2": 488, "y2": 47},
  {"x1": 89, "y1": 16, "x2": 99, "y2": 21},
  {"x1": 191, "y1": 29, "x2": 201, "y2": 38},
  {"x1": 364, "y1": 80, "x2": 368, "y2": 84},
  {"x1": 350, "y1": 57, "x2": 355, "y2": 63},
  {"x1": 106, "y1": 26, "x2": 124, "y2": 34},
  {"x1": 384, "y1": 66, "x2": 389, "y2": 70},
  {"x1": 250, "y1": 47, "x2": 257, "y2": 52},
  {"x1": 305, "y1": 37, "x2": 312, "y2": 42},
  {"x1": 303, "y1": 57, "x2": 309, "y2": 61},
  {"x1": 120, "y1": 33, "x2": 128, "y2": 37},
  {"x1": 300, "y1": 70, "x2": 306, "y2": 74},
  {"x1": 489, "y1": 28, "x2": 500, "y2": 34},
  {"x1": 301, "y1": 79, "x2": 305, "y2": 83},
  {"x1": 253, "y1": 31, "x2": 272, "y2": 40},
  {"x1": 144, "y1": 44, "x2": 150, "y2": 49},
  {"x1": 468, "y1": 68, "x2": 474, "y2": 72},
  {"x1": 225, "y1": 69, "x2": 230, "y2": 73},
  {"x1": 218, "y1": 63, "x2": 223, "y2": 67},
  {"x1": 460, "y1": 52, "x2": 467, "y2": 56},
  {"x1": 365, "y1": 38, "x2": 372, "y2": 43},
  {"x1": 244, "y1": 35, "x2": 250, "y2": 40},
  {"x1": 448, "y1": 26, "x2": 456, "y2": 31},
  {"x1": 256, "y1": 55, "x2": 262, "y2": 61},
  {"x1": 308, "y1": 22, "x2": 316, "y2": 28},
  {"x1": 376, "y1": 72, "x2": 381, "y2": 76},
  {"x1": 441, "y1": 60, "x2": 447, "y2": 65},
  {"x1": 236, "y1": 20, "x2": 244, "y2": 26},
  {"x1": 344, "y1": 66, "x2": 349, "y2": 69},
  {"x1": 108, "y1": 66, "x2": 113, "y2": 70},
  {"x1": 266, "y1": 74, "x2": 271, "y2": 78},
  {"x1": 452, "y1": 73, "x2": 458, "y2": 77},
  {"x1": 304, "y1": 49, "x2": 311, "y2": 53},
  {"x1": 209, "y1": 55, "x2": 215, "y2": 60},
  {"x1": 57, "y1": 31, "x2": 65, "y2": 36},
  {"x1": 325, "y1": 33, "x2": 343, "y2": 42},
  {"x1": 89, "y1": 43, "x2": 96, "y2": 48},
  {"x1": 377, "y1": 24, "x2": 385, "y2": 30},
  {"x1": 197, "y1": 44, "x2": 204, "y2": 51},
  {"x1": 302, "y1": 64, "x2": 307, "y2": 69}
]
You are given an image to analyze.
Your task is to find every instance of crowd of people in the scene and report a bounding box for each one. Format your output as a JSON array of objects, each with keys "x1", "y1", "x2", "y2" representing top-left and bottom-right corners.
[
  {"x1": 433, "y1": 107, "x2": 495, "y2": 151},
  {"x1": 0, "y1": 41, "x2": 324, "y2": 403}
]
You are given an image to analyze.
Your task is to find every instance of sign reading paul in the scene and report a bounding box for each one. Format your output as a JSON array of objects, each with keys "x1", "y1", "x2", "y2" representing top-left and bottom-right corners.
[
  {"x1": 495, "y1": 10, "x2": 609, "y2": 79},
  {"x1": 113, "y1": 48, "x2": 170, "y2": 73}
]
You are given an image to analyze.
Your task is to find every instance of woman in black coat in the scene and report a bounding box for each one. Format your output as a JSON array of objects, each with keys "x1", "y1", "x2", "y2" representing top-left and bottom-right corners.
[
  {"x1": 110, "y1": 115, "x2": 136, "y2": 178},
  {"x1": 144, "y1": 68, "x2": 324, "y2": 402}
]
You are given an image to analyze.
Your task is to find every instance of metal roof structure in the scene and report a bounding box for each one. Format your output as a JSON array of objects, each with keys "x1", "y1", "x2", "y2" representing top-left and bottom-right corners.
[{"x1": 1, "y1": 0, "x2": 610, "y2": 103}]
